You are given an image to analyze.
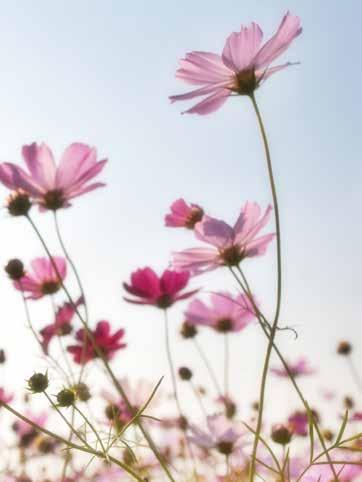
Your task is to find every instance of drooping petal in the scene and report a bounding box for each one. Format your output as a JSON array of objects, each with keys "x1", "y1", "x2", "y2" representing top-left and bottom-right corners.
[
  {"x1": 222, "y1": 23, "x2": 263, "y2": 72},
  {"x1": 181, "y1": 88, "x2": 230, "y2": 115},
  {"x1": 256, "y1": 62, "x2": 298, "y2": 83},
  {"x1": 254, "y1": 12, "x2": 302, "y2": 69},
  {"x1": 172, "y1": 247, "x2": 220, "y2": 275},
  {"x1": 175, "y1": 51, "x2": 232, "y2": 85},
  {"x1": 0, "y1": 162, "x2": 44, "y2": 195}
]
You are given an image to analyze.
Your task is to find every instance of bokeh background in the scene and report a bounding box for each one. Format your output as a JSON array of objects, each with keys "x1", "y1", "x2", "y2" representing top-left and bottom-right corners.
[{"x1": 0, "y1": 0, "x2": 360, "y2": 425}]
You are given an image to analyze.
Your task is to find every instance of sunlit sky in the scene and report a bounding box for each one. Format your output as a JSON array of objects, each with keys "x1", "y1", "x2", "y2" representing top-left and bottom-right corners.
[{"x1": 0, "y1": 0, "x2": 361, "y2": 426}]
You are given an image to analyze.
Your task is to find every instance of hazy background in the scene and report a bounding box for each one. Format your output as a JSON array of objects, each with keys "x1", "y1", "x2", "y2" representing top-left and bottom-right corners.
[{"x1": 0, "y1": 0, "x2": 360, "y2": 426}]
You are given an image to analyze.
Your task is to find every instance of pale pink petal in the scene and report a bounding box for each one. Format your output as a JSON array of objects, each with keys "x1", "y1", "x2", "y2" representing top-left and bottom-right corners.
[
  {"x1": 256, "y1": 62, "x2": 298, "y2": 83},
  {"x1": 195, "y1": 216, "x2": 234, "y2": 248},
  {"x1": 254, "y1": 12, "x2": 302, "y2": 69},
  {"x1": 244, "y1": 233, "x2": 275, "y2": 257},
  {"x1": 66, "y1": 182, "x2": 106, "y2": 200},
  {"x1": 181, "y1": 89, "x2": 230, "y2": 115},
  {"x1": 55, "y1": 143, "x2": 94, "y2": 189},
  {"x1": 222, "y1": 23, "x2": 263, "y2": 72},
  {"x1": 236, "y1": 203, "x2": 273, "y2": 244},
  {"x1": 22, "y1": 143, "x2": 56, "y2": 190},
  {"x1": 172, "y1": 247, "x2": 220, "y2": 274},
  {"x1": 63, "y1": 159, "x2": 107, "y2": 197},
  {"x1": 176, "y1": 51, "x2": 232, "y2": 85},
  {"x1": 185, "y1": 299, "x2": 211, "y2": 326},
  {"x1": 169, "y1": 82, "x2": 229, "y2": 103},
  {"x1": 0, "y1": 162, "x2": 43, "y2": 195}
]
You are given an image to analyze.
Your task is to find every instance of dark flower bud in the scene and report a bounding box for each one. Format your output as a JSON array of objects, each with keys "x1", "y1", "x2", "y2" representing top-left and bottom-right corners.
[
  {"x1": 217, "y1": 440, "x2": 234, "y2": 455},
  {"x1": 178, "y1": 366, "x2": 193, "y2": 381},
  {"x1": 27, "y1": 373, "x2": 49, "y2": 393},
  {"x1": 56, "y1": 388, "x2": 75, "y2": 407},
  {"x1": 178, "y1": 415, "x2": 188, "y2": 431},
  {"x1": 252, "y1": 401, "x2": 259, "y2": 411},
  {"x1": 225, "y1": 400, "x2": 237, "y2": 419},
  {"x1": 73, "y1": 382, "x2": 91, "y2": 402},
  {"x1": 271, "y1": 424, "x2": 293, "y2": 445},
  {"x1": 5, "y1": 259, "x2": 25, "y2": 280},
  {"x1": 344, "y1": 396, "x2": 354, "y2": 409},
  {"x1": 0, "y1": 349, "x2": 6, "y2": 364},
  {"x1": 7, "y1": 191, "x2": 32, "y2": 216},
  {"x1": 337, "y1": 341, "x2": 352, "y2": 355},
  {"x1": 105, "y1": 403, "x2": 120, "y2": 421},
  {"x1": 123, "y1": 447, "x2": 136, "y2": 466},
  {"x1": 323, "y1": 429, "x2": 334, "y2": 442},
  {"x1": 180, "y1": 321, "x2": 197, "y2": 339}
]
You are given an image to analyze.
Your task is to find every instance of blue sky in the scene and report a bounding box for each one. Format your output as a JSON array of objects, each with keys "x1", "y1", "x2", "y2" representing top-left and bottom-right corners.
[{"x1": 0, "y1": 0, "x2": 360, "y2": 422}]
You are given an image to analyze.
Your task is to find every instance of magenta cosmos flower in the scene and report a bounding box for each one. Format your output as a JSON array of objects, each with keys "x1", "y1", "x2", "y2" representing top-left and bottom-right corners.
[
  {"x1": 123, "y1": 267, "x2": 198, "y2": 309},
  {"x1": 40, "y1": 297, "x2": 83, "y2": 354},
  {"x1": 165, "y1": 198, "x2": 204, "y2": 229},
  {"x1": 271, "y1": 357, "x2": 315, "y2": 378},
  {"x1": 185, "y1": 292, "x2": 255, "y2": 333},
  {"x1": 67, "y1": 321, "x2": 126, "y2": 365},
  {"x1": 14, "y1": 257, "x2": 66, "y2": 299},
  {"x1": 172, "y1": 202, "x2": 274, "y2": 275},
  {"x1": 170, "y1": 12, "x2": 302, "y2": 115},
  {"x1": 0, "y1": 142, "x2": 107, "y2": 210}
]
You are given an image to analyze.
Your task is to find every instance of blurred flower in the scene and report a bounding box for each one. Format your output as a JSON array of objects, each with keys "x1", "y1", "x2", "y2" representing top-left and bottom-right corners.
[
  {"x1": 271, "y1": 357, "x2": 315, "y2": 378},
  {"x1": 0, "y1": 387, "x2": 13, "y2": 405},
  {"x1": 40, "y1": 297, "x2": 83, "y2": 354},
  {"x1": 188, "y1": 414, "x2": 243, "y2": 455},
  {"x1": 0, "y1": 142, "x2": 107, "y2": 210},
  {"x1": 170, "y1": 12, "x2": 301, "y2": 114},
  {"x1": 123, "y1": 267, "x2": 198, "y2": 308},
  {"x1": 185, "y1": 292, "x2": 255, "y2": 333},
  {"x1": 172, "y1": 202, "x2": 274, "y2": 275},
  {"x1": 14, "y1": 257, "x2": 66, "y2": 300},
  {"x1": 165, "y1": 198, "x2": 204, "y2": 229},
  {"x1": 67, "y1": 321, "x2": 126, "y2": 364}
]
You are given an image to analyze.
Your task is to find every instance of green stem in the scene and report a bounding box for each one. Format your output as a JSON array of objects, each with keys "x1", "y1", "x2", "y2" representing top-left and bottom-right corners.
[
  {"x1": 248, "y1": 93, "x2": 283, "y2": 482},
  {"x1": 25, "y1": 213, "x2": 176, "y2": 482},
  {"x1": 0, "y1": 401, "x2": 146, "y2": 482},
  {"x1": 193, "y1": 338, "x2": 223, "y2": 397},
  {"x1": 224, "y1": 334, "x2": 229, "y2": 398},
  {"x1": 73, "y1": 404, "x2": 108, "y2": 459}
]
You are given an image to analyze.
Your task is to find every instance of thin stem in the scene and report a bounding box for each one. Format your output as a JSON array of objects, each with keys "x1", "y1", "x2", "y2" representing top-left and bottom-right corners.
[
  {"x1": 164, "y1": 309, "x2": 182, "y2": 415},
  {"x1": 26, "y1": 213, "x2": 175, "y2": 482},
  {"x1": 190, "y1": 380, "x2": 208, "y2": 419},
  {"x1": 224, "y1": 334, "x2": 229, "y2": 398},
  {"x1": 44, "y1": 392, "x2": 88, "y2": 446},
  {"x1": 231, "y1": 266, "x2": 338, "y2": 480},
  {"x1": 73, "y1": 404, "x2": 109, "y2": 460},
  {"x1": 54, "y1": 211, "x2": 89, "y2": 322},
  {"x1": 248, "y1": 93, "x2": 283, "y2": 482},
  {"x1": 347, "y1": 355, "x2": 362, "y2": 393},
  {"x1": 193, "y1": 338, "x2": 223, "y2": 397},
  {"x1": 0, "y1": 401, "x2": 146, "y2": 482}
]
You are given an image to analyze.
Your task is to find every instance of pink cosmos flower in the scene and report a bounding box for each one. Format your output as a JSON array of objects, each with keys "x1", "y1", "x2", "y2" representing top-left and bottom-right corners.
[
  {"x1": 189, "y1": 414, "x2": 244, "y2": 456},
  {"x1": 67, "y1": 320, "x2": 126, "y2": 364},
  {"x1": 165, "y1": 198, "x2": 204, "y2": 229},
  {"x1": 185, "y1": 292, "x2": 255, "y2": 333},
  {"x1": 0, "y1": 142, "x2": 107, "y2": 210},
  {"x1": 271, "y1": 357, "x2": 315, "y2": 378},
  {"x1": 13, "y1": 410, "x2": 48, "y2": 448},
  {"x1": 39, "y1": 297, "x2": 83, "y2": 354},
  {"x1": 170, "y1": 12, "x2": 302, "y2": 115},
  {"x1": 350, "y1": 412, "x2": 362, "y2": 422},
  {"x1": 14, "y1": 257, "x2": 67, "y2": 300},
  {"x1": 172, "y1": 202, "x2": 274, "y2": 275},
  {"x1": 123, "y1": 267, "x2": 198, "y2": 308},
  {"x1": 0, "y1": 387, "x2": 13, "y2": 405},
  {"x1": 288, "y1": 410, "x2": 309, "y2": 436}
]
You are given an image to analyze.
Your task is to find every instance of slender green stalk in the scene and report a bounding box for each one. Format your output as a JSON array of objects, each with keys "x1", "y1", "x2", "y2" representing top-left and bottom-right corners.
[
  {"x1": 73, "y1": 404, "x2": 108, "y2": 459},
  {"x1": 224, "y1": 334, "x2": 229, "y2": 398},
  {"x1": 25, "y1": 213, "x2": 176, "y2": 482},
  {"x1": 164, "y1": 310, "x2": 182, "y2": 415},
  {"x1": 193, "y1": 338, "x2": 223, "y2": 397},
  {"x1": 0, "y1": 401, "x2": 146, "y2": 482},
  {"x1": 248, "y1": 93, "x2": 283, "y2": 482}
]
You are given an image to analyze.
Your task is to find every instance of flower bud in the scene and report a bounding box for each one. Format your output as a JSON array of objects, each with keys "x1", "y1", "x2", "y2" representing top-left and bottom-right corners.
[
  {"x1": 217, "y1": 440, "x2": 234, "y2": 455},
  {"x1": 178, "y1": 415, "x2": 188, "y2": 431},
  {"x1": 56, "y1": 389, "x2": 75, "y2": 407},
  {"x1": 271, "y1": 424, "x2": 293, "y2": 445},
  {"x1": 0, "y1": 349, "x2": 6, "y2": 364},
  {"x1": 27, "y1": 373, "x2": 49, "y2": 393},
  {"x1": 344, "y1": 396, "x2": 354, "y2": 409},
  {"x1": 180, "y1": 321, "x2": 197, "y2": 339},
  {"x1": 178, "y1": 366, "x2": 193, "y2": 381},
  {"x1": 5, "y1": 259, "x2": 25, "y2": 280},
  {"x1": 337, "y1": 341, "x2": 352, "y2": 355},
  {"x1": 73, "y1": 383, "x2": 91, "y2": 402},
  {"x1": 323, "y1": 429, "x2": 334, "y2": 442}
]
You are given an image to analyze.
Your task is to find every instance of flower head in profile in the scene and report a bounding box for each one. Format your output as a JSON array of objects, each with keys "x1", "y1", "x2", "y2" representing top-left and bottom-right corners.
[
  {"x1": 39, "y1": 297, "x2": 83, "y2": 354},
  {"x1": 185, "y1": 292, "x2": 255, "y2": 333},
  {"x1": 172, "y1": 202, "x2": 274, "y2": 275},
  {"x1": 67, "y1": 321, "x2": 126, "y2": 365},
  {"x1": 165, "y1": 198, "x2": 204, "y2": 229},
  {"x1": 123, "y1": 267, "x2": 198, "y2": 309},
  {"x1": 271, "y1": 357, "x2": 315, "y2": 378},
  {"x1": 14, "y1": 257, "x2": 67, "y2": 300},
  {"x1": 189, "y1": 414, "x2": 243, "y2": 456},
  {"x1": 0, "y1": 142, "x2": 107, "y2": 211},
  {"x1": 170, "y1": 12, "x2": 302, "y2": 115}
]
